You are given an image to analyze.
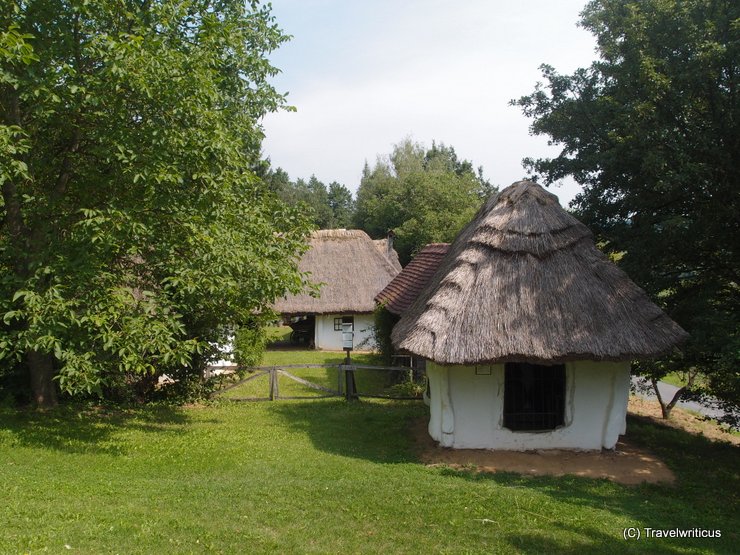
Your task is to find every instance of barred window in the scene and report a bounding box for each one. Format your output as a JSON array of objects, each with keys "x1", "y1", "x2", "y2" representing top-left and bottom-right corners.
[{"x1": 503, "y1": 363, "x2": 566, "y2": 431}]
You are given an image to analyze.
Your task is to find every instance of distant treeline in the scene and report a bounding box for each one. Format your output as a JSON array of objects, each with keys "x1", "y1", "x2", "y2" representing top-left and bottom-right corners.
[{"x1": 258, "y1": 139, "x2": 497, "y2": 265}]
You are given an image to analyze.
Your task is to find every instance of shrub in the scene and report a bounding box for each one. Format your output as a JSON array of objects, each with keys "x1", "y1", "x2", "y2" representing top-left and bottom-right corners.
[
  {"x1": 372, "y1": 305, "x2": 399, "y2": 364},
  {"x1": 388, "y1": 376, "x2": 426, "y2": 399},
  {"x1": 233, "y1": 320, "x2": 269, "y2": 369}
]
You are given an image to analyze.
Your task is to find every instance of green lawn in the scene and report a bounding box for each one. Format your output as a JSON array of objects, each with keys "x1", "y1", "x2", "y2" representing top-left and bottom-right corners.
[
  {"x1": 661, "y1": 373, "x2": 686, "y2": 388},
  {"x1": 0, "y1": 399, "x2": 738, "y2": 554},
  {"x1": 219, "y1": 349, "x2": 408, "y2": 400},
  {"x1": 260, "y1": 349, "x2": 383, "y2": 367},
  {"x1": 660, "y1": 372, "x2": 709, "y2": 389},
  {"x1": 265, "y1": 325, "x2": 293, "y2": 343}
]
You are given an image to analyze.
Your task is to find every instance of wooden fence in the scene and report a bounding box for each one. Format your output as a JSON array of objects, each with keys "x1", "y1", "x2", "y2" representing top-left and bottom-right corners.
[{"x1": 213, "y1": 364, "x2": 425, "y2": 402}]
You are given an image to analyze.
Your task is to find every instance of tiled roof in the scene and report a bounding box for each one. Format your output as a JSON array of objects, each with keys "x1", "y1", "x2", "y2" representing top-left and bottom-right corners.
[{"x1": 375, "y1": 243, "x2": 450, "y2": 316}]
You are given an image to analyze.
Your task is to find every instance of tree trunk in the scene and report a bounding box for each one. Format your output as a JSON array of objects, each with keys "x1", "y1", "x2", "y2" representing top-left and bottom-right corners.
[
  {"x1": 651, "y1": 377, "x2": 685, "y2": 420},
  {"x1": 27, "y1": 351, "x2": 58, "y2": 408}
]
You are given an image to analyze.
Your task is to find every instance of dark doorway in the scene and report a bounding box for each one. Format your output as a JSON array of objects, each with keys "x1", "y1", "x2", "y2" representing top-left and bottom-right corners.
[{"x1": 288, "y1": 315, "x2": 315, "y2": 347}]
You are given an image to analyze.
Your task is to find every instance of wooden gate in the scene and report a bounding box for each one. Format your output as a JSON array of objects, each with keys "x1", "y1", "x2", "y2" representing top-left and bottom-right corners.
[{"x1": 213, "y1": 364, "x2": 424, "y2": 401}]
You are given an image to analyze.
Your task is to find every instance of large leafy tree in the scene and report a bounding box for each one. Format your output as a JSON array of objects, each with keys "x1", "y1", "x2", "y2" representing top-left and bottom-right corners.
[
  {"x1": 514, "y1": 0, "x2": 739, "y2": 414},
  {"x1": 0, "y1": 0, "x2": 311, "y2": 406},
  {"x1": 354, "y1": 139, "x2": 494, "y2": 264}
]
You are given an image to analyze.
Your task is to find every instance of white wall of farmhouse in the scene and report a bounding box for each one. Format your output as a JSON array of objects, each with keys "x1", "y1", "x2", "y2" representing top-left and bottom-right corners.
[
  {"x1": 426, "y1": 360, "x2": 630, "y2": 451},
  {"x1": 314, "y1": 313, "x2": 376, "y2": 351}
]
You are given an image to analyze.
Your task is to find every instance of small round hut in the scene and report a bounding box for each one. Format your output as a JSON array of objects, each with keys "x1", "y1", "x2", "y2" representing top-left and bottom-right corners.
[{"x1": 392, "y1": 181, "x2": 687, "y2": 450}]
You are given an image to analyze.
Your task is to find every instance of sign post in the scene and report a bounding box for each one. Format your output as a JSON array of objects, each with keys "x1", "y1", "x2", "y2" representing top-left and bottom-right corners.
[{"x1": 342, "y1": 322, "x2": 357, "y2": 400}]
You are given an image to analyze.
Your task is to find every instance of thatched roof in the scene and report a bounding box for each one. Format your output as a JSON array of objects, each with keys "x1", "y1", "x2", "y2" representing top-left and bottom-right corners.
[
  {"x1": 373, "y1": 238, "x2": 402, "y2": 272},
  {"x1": 275, "y1": 229, "x2": 401, "y2": 315},
  {"x1": 392, "y1": 181, "x2": 688, "y2": 364},
  {"x1": 376, "y1": 243, "x2": 450, "y2": 316}
]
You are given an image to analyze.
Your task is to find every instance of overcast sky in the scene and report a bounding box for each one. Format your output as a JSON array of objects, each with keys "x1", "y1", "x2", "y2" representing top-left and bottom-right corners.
[{"x1": 261, "y1": 0, "x2": 599, "y2": 206}]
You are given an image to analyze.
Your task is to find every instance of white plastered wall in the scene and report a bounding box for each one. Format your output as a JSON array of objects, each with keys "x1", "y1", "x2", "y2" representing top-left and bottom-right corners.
[
  {"x1": 426, "y1": 360, "x2": 631, "y2": 451},
  {"x1": 314, "y1": 313, "x2": 376, "y2": 351}
]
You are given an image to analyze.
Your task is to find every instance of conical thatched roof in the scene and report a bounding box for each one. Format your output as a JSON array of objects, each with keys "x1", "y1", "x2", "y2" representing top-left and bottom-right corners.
[
  {"x1": 275, "y1": 229, "x2": 401, "y2": 315},
  {"x1": 392, "y1": 181, "x2": 688, "y2": 364},
  {"x1": 376, "y1": 243, "x2": 450, "y2": 316}
]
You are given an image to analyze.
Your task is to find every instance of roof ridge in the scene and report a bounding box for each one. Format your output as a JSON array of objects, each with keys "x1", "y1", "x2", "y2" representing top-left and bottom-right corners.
[
  {"x1": 275, "y1": 228, "x2": 400, "y2": 315},
  {"x1": 391, "y1": 180, "x2": 688, "y2": 364},
  {"x1": 311, "y1": 228, "x2": 370, "y2": 239}
]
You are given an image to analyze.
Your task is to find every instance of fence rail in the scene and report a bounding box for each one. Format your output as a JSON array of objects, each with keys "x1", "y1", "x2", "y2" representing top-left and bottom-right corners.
[{"x1": 213, "y1": 364, "x2": 425, "y2": 402}]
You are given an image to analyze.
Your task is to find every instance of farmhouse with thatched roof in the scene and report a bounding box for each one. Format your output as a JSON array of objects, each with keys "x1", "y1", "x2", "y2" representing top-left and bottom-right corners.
[
  {"x1": 274, "y1": 229, "x2": 401, "y2": 350},
  {"x1": 392, "y1": 181, "x2": 688, "y2": 451}
]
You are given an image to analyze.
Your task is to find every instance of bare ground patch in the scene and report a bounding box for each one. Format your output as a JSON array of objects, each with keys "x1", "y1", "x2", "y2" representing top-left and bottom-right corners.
[
  {"x1": 627, "y1": 395, "x2": 739, "y2": 445},
  {"x1": 411, "y1": 414, "x2": 676, "y2": 486},
  {"x1": 413, "y1": 397, "x2": 739, "y2": 484}
]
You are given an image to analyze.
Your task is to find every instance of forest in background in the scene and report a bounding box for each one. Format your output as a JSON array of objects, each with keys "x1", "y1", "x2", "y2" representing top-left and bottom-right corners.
[{"x1": 259, "y1": 138, "x2": 495, "y2": 265}]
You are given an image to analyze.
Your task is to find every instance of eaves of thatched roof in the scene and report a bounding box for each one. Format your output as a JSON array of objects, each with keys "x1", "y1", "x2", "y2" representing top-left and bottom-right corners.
[
  {"x1": 376, "y1": 243, "x2": 450, "y2": 316},
  {"x1": 275, "y1": 229, "x2": 401, "y2": 315},
  {"x1": 392, "y1": 181, "x2": 688, "y2": 364}
]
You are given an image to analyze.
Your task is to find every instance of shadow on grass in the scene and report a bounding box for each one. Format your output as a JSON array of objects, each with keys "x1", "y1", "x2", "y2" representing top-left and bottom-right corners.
[
  {"x1": 272, "y1": 400, "x2": 738, "y2": 551},
  {"x1": 432, "y1": 414, "x2": 739, "y2": 552},
  {"x1": 271, "y1": 398, "x2": 427, "y2": 464},
  {"x1": 438, "y1": 466, "x2": 735, "y2": 554},
  {"x1": 0, "y1": 404, "x2": 192, "y2": 456},
  {"x1": 501, "y1": 524, "x2": 689, "y2": 555}
]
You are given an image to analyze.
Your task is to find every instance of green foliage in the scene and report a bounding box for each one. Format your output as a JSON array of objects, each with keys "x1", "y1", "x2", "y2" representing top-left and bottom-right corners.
[
  {"x1": 354, "y1": 138, "x2": 495, "y2": 264},
  {"x1": 0, "y1": 0, "x2": 311, "y2": 404},
  {"x1": 513, "y1": 0, "x2": 739, "y2": 409},
  {"x1": 233, "y1": 319, "x2": 269, "y2": 369},
  {"x1": 373, "y1": 305, "x2": 399, "y2": 365},
  {"x1": 387, "y1": 376, "x2": 426, "y2": 399},
  {"x1": 262, "y1": 167, "x2": 355, "y2": 229},
  {"x1": 0, "y1": 359, "x2": 29, "y2": 405},
  {"x1": 156, "y1": 366, "x2": 219, "y2": 404},
  {"x1": 327, "y1": 181, "x2": 355, "y2": 228}
]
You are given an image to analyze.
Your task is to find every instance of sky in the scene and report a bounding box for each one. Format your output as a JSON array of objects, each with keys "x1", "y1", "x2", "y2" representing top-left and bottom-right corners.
[{"x1": 261, "y1": 0, "x2": 600, "y2": 206}]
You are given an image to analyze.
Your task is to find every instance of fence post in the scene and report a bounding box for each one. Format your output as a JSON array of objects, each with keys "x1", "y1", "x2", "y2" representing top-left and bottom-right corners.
[
  {"x1": 344, "y1": 365, "x2": 358, "y2": 401},
  {"x1": 269, "y1": 367, "x2": 279, "y2": 401}
]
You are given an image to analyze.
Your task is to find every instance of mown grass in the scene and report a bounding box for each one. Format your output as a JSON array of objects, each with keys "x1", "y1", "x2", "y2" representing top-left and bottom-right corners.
[
  {"x1": 0, "y1": 397, "x2": 737, "y2": 554},
  {"x1": 661, "y1": 372, "x2": 688, "y2": 388},
  {"x1": 264, "y1": 325, "x2": 293, "y2": 343},
  {"x1": 260, "y1": 349, "x2": 383, "y2": 367},
  {"x1": 219, "y1": 349, "x2": 398, "y2": 400},
  {"x1": 656, "y1": 371, "x2": 713, "y2": 391}
]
